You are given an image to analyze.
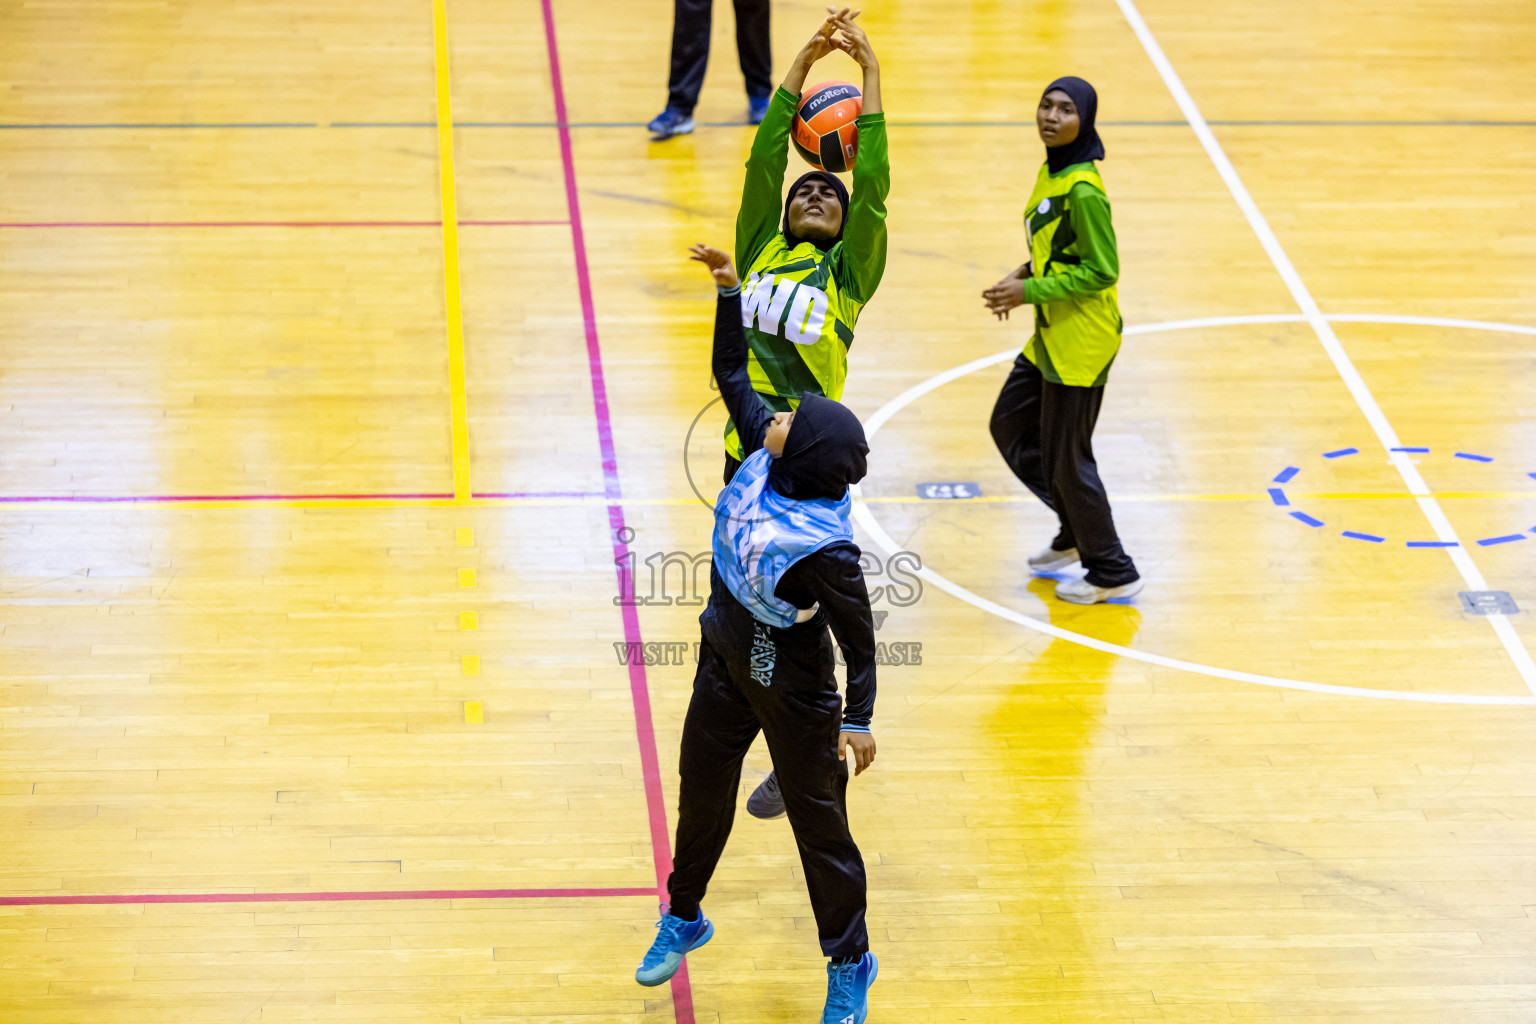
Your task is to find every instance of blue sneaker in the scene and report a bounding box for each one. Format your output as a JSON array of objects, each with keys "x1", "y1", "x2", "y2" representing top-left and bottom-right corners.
[
  {"x1": 634, "y1": 909, "x2": 713, "y2": 986},
  {"x1": 822, "y1": 952, "x2": 877, "y2": 1024},
  {"x1": 647, "y1": 107, "x2": 695, "y2": 140},
  {"x1": 747, "y1": 94, "x2": 770, "y2": 125}
]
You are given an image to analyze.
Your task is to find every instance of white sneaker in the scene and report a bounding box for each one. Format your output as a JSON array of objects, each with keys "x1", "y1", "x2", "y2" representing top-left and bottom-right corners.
[
  {"x1": 1055, "y1": 576, "x2": 1145, "y2": 605},
  {"x1": 1028, "y1": 545, "x2": 1079, "y2": 573}
]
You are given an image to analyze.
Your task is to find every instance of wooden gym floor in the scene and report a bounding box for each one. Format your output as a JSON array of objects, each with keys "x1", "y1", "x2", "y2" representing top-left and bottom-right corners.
[{"x1": 2, "y1": 0, "x2": 1535, "y2": 1021}]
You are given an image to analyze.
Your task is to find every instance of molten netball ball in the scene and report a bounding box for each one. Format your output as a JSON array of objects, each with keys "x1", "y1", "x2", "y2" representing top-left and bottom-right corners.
[{"x1": 792, "y1": 81, "x2": 862, "y2": 174}]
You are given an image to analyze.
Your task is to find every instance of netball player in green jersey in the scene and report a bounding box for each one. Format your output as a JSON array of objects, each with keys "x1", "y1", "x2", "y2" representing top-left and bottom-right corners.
[
  {"x1": 732, "y1": 9, "x2": 886, "y2": 824},
  {"x1": 983, "y1": 76, "x2": 1143, "y2": 605},
  {"x1": 722, "y1": 7, "x2": 888, "y2": 481}
]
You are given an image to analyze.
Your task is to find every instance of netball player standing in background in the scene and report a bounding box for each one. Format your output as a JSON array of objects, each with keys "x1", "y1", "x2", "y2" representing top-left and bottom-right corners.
[{"x1": 983, "y1": 77, "x2": 1144, "y2": 605}]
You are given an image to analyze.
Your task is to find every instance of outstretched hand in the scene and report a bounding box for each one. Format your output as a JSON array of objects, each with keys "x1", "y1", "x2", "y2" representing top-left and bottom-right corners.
[
  {"x1": 828, "y1": 9, "x2": 876, "y2": 70},
  {"x1": 689, "y1": 243, "x2": 739, "y2": 289},
  {"x1": 784, "y1": 8, "x2": 858, "y2": 94},
  {"x1": 798, "y1": 8, "x2": 846, "y2": 67}
]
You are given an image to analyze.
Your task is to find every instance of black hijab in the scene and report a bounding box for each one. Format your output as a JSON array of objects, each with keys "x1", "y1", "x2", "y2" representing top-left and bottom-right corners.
[
  {"x1": 781, "y1": 170, "x2": 850, "y2": 253},
  {"x1": 768, "y1": 392, "x2": 869, "y2": 501},
  {"x1": 1041, "y1": 76, "x2": 1105, "y2": 173}
]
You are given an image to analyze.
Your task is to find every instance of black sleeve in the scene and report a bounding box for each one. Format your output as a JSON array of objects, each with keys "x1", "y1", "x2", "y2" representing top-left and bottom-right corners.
[
  {"x1": 775, "y1": 542, "x2": 876, "y2": 731},
  {"x1": 713, "y1": 288, "x2": 772, "y2": 460}
]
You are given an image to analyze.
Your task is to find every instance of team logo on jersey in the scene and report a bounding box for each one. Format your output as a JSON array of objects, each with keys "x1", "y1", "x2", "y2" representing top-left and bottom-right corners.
[
  {"x1": 749, "y1": 623, "x2": 776, "y2": 686},
  {"x1": 1036, "y1": 198, "x2": 1051, "y2": 215},
  {"x1": 740, "y1": 272, "x2": 831, "y2": 346}
]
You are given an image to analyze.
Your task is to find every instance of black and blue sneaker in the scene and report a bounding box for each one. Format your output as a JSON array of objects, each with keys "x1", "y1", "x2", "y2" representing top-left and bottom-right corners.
[
  {"x1": 634, "y1": 907, "x2": 713, "y2": 986},
  {"x1": 647, "y1": 107, "x2": 695, "y2": 140},
  {"x1": 821, "y1": 952, "x2": 877, "y2": 1024},
  {"x1": 747, "y1": 93, "x2": 771, "y2": 125}
]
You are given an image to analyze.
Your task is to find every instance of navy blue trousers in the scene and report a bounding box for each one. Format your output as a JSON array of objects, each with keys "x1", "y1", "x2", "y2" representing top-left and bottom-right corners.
[
  {"x1": 990, "y1": 353, "x2": 1139, "y2": 587},
  {"x1": 666, "y1": 582, "x2": 869, "y2": 959},
  {"x1": 666, "y1": 0, "x2": 772, "y2": 115}
]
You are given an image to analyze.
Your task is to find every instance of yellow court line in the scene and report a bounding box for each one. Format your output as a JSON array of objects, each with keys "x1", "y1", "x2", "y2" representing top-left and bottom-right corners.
[{"x1": 431, "y1": 0, "x2": 473, "y2": 504}]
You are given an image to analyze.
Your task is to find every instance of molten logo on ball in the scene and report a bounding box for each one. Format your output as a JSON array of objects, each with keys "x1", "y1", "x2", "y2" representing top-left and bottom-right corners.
[{"x1": 792, "y1": 80, "x2": 862, "y2": 174}]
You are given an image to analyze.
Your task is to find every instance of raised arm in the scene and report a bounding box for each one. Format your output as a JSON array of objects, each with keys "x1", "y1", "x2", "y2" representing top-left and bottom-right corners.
[
  {"x1": 736, "y1": 13, "x2": 844, "y2": 270},
  {"x1": 691, "y1": 245, "x2": 773, "y2": 459},
  {"x1": 829, "y1": 11, "x2": 888, "y2": 302}
]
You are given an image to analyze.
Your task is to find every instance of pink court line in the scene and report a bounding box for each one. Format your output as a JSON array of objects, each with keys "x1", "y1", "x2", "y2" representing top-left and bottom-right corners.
[
  {"x1": 0, "y1": 886, "x2": 657, "y2": 907},
  {"x1": 541, "y1": 3, "x2": 692, "y2": 1023},
  {"x1": 473, "y1": 490, "x2": 601, "y2": 499},
  {"x1": 0, "y1": 492, "x2": 453, "y2": 504},
  {"x1": 0, "y1": 219, "x2": 566, "y2": 229}
]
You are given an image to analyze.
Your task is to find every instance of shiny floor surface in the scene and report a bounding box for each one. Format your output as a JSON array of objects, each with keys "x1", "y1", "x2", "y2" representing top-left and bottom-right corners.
[{"x1": 2, "y1": 0, "x2": 1535, "y2": 1021}]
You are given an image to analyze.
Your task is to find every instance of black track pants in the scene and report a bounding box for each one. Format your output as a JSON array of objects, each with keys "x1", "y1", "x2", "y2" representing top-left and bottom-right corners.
[
  {"x1": 666, "y1": 596, "x2": 868, "y2": 959},
  {"x1": 666, "y1": 0, "x2": 772, "y2": 115},
  {"x1": 989, "y1": 352, "x2": 1139, "y2": 587}
]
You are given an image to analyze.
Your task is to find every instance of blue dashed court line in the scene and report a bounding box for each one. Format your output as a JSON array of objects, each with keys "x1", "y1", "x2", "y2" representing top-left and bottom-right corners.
[{"x1": 1272, "y1": 448, "x2": 1530, "y2": 550}]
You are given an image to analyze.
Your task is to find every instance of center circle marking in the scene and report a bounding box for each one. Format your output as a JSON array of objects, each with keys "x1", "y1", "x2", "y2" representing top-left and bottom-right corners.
[{"x1": 852, "y1": 313, "x2": 1536, "y2": 705}]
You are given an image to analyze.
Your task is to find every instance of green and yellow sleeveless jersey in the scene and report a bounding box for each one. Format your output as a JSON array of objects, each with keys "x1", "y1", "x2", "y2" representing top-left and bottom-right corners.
[
  {"x1": 1021, "y1": 160, "x2": 1123, "y2": 387},
  {"x1": 724, "y1": 85, "x2": 889, "y2": 460}
]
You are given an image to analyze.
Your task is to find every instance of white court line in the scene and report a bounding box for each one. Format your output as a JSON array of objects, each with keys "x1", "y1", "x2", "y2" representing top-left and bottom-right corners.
[
  {"x1": 1112, "y1": 0, "x2": 1536, "y2": 695},
  {"x1": 852, "y1": 314, "x2": 1536, "y2": 706}
]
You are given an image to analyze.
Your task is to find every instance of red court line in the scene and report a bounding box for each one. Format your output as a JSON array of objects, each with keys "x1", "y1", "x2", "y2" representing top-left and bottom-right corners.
[
  {"x1": 0, "y1": 492, "x2": 453, "y2": 504},
  {"x1": 541, "y1": 3, "x2": 693, "y2": 1023},
  {"x1": 0, "y1": 219, "x2": 566, "y2": 229},
  {"x1": 0, "y1": 886, "x2": 657, "y2": 907}
]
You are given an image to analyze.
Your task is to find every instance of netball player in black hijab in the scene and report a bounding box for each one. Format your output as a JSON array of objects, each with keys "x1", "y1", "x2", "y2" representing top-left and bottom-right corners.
[
  {"x1": 631, "y1": 242, "x2": 881, "y2": 1024},
  {"x1": 980, "y1": 75, "x2": 1143, "y2": 605}
]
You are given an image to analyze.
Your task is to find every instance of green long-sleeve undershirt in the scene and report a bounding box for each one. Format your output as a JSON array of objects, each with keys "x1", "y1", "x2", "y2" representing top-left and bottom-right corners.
[{"x1": 1023, "y1": 181, "x2": 1119, "y2": 305}]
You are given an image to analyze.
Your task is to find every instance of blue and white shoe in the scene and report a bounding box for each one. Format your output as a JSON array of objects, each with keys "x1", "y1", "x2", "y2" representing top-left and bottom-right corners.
[
  {"x1": 647, "y1": 107, "x2": 695, "y2": 140},
  {"x1": 634, "y1": 908, "x2": 713, "y2": 986},
  {"x1": 747, "y1": 93, "x2": 770, "y2": 125},
  {"x1": 822, "y1": 952, "x2": 878, "y2": 1024}
]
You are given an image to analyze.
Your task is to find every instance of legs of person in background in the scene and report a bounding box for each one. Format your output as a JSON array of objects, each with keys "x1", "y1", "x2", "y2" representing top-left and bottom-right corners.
[
  {"x1": 1037, "y1": 374, "x2": 1141, "y2": 595},
  {"x1": 991, "y1": 352, "x2": 1140, "y2": 600},
  {"x1": 651, "y1": 0, "x2": 711, "y2": 138},
  {"x1": 990, "y1": 353, "x2": 1077, "y2": 558},
  {"x1": 733, "y1": 0, "x2": 773, "y2": 122},
  {"x1": 653, "y1": 0, "x2": 773, "y2": 135}
]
